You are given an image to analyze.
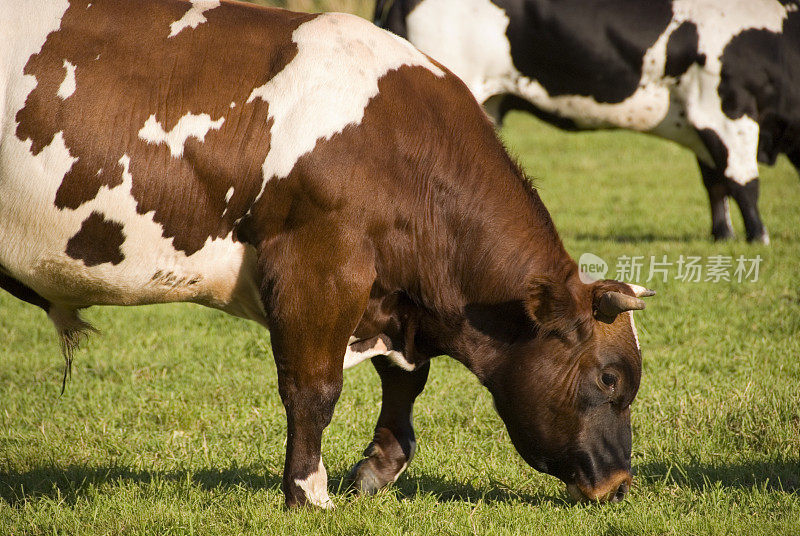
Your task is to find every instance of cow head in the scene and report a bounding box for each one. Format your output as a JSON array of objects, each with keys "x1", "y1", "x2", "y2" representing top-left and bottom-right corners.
[{"x1": 486, "y1": 276, "x2": 653, "y2": 502}]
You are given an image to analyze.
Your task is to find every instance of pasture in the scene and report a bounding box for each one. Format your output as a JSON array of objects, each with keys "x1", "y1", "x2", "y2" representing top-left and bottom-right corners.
[{"x1": 2, "y1": 3, "x2": 799, "y2": 535}]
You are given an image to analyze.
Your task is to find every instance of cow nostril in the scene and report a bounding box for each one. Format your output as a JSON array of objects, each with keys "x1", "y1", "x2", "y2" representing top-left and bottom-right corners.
[{"x1": 612, "y1": 480, "x2": 630, "y2": 502}]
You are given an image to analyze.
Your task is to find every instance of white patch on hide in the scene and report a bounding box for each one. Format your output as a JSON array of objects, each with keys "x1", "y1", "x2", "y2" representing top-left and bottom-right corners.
[
  {"x1": 2, "y1": 146, "x2": 263, "y2": 323},
  {"x1": 0, "y1": 0, "x2": 69, "y2": 137},
  {"x1": 666, "y1": 0, "x2": 786, "y2": 184},
  {"x1": 295, "y1": 459, "x2": 333, "y2": 509},
  {"x1": 343, "y1": 336, "x2": 416, "y2": 371},
  {"x1": 138, "y1": 113, "x2": 224, "y2": 158},
  {"x1": 57, "y1": 60, "x2": 76, "y2": 99},
  {"x1": 649, "y1": 96, "x2": 714, "y2": 165},
  {"x1": 0, "y1": 3, "x2": 261, "y2": 329},
  {"x1": 408, "y1": 0, "x2": 517, "y2": 106},
  {"x1": 628, "y1": 312, "x2": 640, "y2": 351},
  {"x1": 2, "y1": 101, "x2": 263, "y2": 331},
  {"x1": 221, "y1": 186, "x2": 234, "y2": 218},
  {"x1": 344, "y1": 337, "x2": 389, "y2": 369},
  {"x1": 388, "y1": 350, "x2": 416, "y2": 371},
  {"x1": 247, "y1": 12, "x2": 444, "y2": 201},
  {"x1": 168, "y1": 0, "x2": 220, "y2": 38}
]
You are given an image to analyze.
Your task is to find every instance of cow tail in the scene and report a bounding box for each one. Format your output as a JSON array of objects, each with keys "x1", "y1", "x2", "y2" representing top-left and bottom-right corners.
[{"x1": 48, "y1": 306, "x2": 97, "y2": 395}]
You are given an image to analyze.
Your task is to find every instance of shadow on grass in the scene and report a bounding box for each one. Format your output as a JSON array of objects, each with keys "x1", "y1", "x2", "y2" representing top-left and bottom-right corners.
[
  {"x1": 636, "y1": 458, "x2": 800, "y2": 492},
  {"x1": 2, "y1": 457, "x2": 797, "y2": 508},
  {"x1": 573, "y1": 232, "x2": 704, "y2": 244},
  {"x1": 329, "y1": 473, "x2": 569, "y2": 507},
  {"x1": 0, "y1": 462, "x2": 565, "y2": 508},
  {"x1": 0, "y1": 464, "x2": 283, "y2": 507}
]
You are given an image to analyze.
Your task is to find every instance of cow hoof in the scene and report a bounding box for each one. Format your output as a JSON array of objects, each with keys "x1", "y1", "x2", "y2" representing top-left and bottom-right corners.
[
  {"x1": 746, "y1": 230, "x2": 770, "y2": 245},
  {"x1": 345, "y1": 458, "x2": 385, "y2": 495},
  {"x1": 345, "y1": 454, "x2": 407, "y2": 496},
  {"x1": 711, "y1": 228, "x2": 735, "y2": 241},
  {"x1": 284, "y1": 496, "x2": 335, "y2": 510}
]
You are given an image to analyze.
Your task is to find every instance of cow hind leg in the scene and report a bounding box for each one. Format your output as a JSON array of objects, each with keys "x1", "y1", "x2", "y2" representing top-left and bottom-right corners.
[
  {"x1": 684, "y1": 68, "x2": 768, "y2": 243},
  {"x1": 346, "y1": 356, "x2": 430, "y2": 495},
  {"x1": 699, "y1": 162, "x2": 768, "y2": 244}
]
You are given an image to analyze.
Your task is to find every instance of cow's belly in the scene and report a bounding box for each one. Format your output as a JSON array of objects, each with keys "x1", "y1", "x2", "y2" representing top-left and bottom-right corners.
[
  {"x1": 508, "y1": 77, "x2": 672, "y2": 131},
  {"x1": 0, "y1": 214, "x2": 266, "y2": 325},
  {"x1": 0, "y1": 130, "x2": 266, "y2": 323},
  {"x1": 407, "y1": 0, "x2": 674, "y2": 131},
  {"x1": 648, "y1": 93, "x2": 714, "y2": 165}
]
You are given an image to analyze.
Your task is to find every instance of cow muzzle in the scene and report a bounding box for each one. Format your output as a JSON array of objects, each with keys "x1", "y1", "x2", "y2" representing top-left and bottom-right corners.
[{"x1": 566, "y1": 470, "x2": 632, "y2": 503}]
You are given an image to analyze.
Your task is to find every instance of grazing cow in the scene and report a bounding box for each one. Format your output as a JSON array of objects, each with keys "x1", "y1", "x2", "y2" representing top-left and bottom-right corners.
[
  {"x1": 0, "y1": 0, "x2": 653, "y2": 507},
  {"x1": 376, "y1": 0, "x2": 800, "y2": 244}
]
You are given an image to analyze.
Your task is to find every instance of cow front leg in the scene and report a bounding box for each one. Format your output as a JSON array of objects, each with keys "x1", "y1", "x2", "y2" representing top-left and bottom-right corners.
[
  {"x1": 278, "y1": 367, "x2": 339, "y2": 509},
  {"x1": 272, "y1": 318, "x2": 370, "y2": 507},
  {"x1": 264, "y1": 243, "x2": 376, "y2": 508},
  {"x1": 684, "y1": 67, "x2": 768, "y2": 243},
  {"x1": 727, "y1": 178, "x2": 769, "y2": 244},
  {"x1": 347, "y1": 356, "x2": 430, "y2": 494},
  {"x1": 694, "y1": 145, "x2": 768, "y2": 243},
  {"x1": 697, "y1": 159, "x2": 734, "y2": 241}
]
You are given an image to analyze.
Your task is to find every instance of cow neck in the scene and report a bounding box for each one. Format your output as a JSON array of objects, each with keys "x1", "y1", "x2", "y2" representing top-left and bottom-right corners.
[{"x1": 393, "y1": 145, "x2": 580, "y2": 378}]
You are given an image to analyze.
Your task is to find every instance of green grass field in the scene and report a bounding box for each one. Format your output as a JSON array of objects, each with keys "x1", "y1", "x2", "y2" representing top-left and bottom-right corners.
[
  {"x1": 2, "y1": 112, "x2": 798, "y2": 535},
  {"x1": 2, "y1": 3, "x2": 799, "y2": 533}
]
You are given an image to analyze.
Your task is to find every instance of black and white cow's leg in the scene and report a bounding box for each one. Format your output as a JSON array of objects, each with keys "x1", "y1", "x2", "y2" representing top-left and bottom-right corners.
[
  {"x1": 697, "y1": 159, "x2": 735, "y2": 241},
  {"x1": 685, "y1": 68, "x2": 768, "y2": 244},
  {"x1": 787, "y1": 150, "x2": 800, "y2": 175},
  {"x1": 727, "y1": 177, "x2": 768, "y2": 244},
  {"x1": 693, "y1": 131, "x2": 768, "y2": 244},
  {"x1": 701, "y1": 164, "x2": 768, "y2": 244},
  {"x1": 347, "y1": 356, "x2": 430, "y2": 494}
]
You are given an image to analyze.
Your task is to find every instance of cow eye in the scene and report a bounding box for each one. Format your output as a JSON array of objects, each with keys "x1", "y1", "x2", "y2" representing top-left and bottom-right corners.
[{"x1": 601, "y1": 372, "x2": 618, "y2": 391}]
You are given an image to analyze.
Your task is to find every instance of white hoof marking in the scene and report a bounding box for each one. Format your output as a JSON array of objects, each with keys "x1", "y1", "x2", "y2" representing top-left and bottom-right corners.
[{"x1": 295, "y1": 459, "x2": 333, "y2": 509}]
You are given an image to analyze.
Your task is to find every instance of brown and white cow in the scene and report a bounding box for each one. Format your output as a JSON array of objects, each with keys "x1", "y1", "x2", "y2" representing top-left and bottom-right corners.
[{"x1": 0, "y1": 0, "x2": 653, "y2": 507}]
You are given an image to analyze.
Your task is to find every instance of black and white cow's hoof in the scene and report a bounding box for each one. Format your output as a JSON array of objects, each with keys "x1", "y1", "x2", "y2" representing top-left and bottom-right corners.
[
  {"x1": 746, "y1": 229, "x2": 770, "y2": 245},
  {"x1": 711, "y1": 226, "x2": 735, "y2": 242}
]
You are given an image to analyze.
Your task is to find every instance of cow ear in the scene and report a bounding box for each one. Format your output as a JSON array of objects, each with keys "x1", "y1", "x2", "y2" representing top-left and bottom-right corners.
[
  {"x1": 590, "y1": 280, "x2": 654, "y2": 324},
  {"x1": 525, "y1": 276, "x2": 585, "y2": 336}
]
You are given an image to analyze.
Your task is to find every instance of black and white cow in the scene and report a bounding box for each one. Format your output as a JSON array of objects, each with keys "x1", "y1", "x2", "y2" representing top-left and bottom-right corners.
[{"x1": 376, "y1": 0, "x2": 800, "y2": 243}]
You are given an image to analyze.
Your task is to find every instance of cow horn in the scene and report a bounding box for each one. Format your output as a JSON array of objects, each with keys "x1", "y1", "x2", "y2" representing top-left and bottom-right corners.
[
  {"x1": 595, "y1": 291, "x2": 646, "y2": 324},
  {"x1": 628, "y1": 284, "x2": 656, "y2": 298}
]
